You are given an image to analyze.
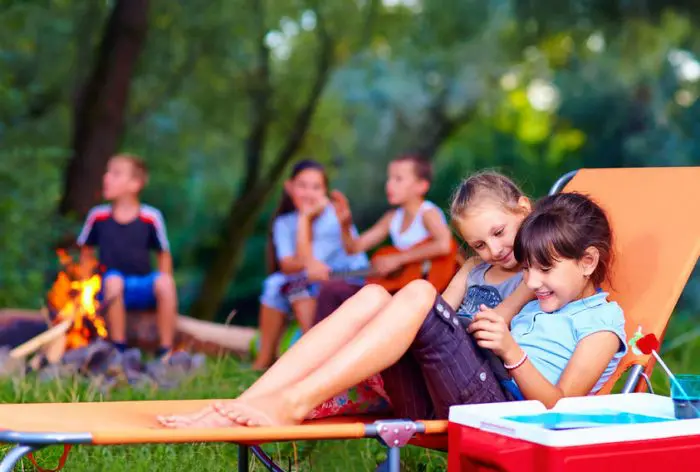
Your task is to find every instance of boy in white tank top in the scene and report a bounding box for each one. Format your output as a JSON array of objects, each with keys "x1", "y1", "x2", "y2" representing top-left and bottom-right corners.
[
  {"x1": 332, "y1": 155, "x2": 452, "y2": 276},
  {"x1": 314, "y1": 155, "x2": 453, "y2": 325}
]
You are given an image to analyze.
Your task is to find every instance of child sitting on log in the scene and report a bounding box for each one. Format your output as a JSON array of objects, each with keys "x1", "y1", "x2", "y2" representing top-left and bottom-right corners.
[{"x1": 77, "y1": 154, "x2": 177, "y2": 359}]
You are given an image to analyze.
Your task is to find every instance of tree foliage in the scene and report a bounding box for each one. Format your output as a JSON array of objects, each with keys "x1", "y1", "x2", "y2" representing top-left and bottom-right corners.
[{"x1": 1, "y1": 0, "x2": 699, "y2": 320}]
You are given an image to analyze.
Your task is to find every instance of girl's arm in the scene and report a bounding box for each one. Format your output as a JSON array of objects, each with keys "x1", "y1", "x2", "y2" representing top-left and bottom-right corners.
[
  {"x1": 506, "y1": 332, "x2": 620, "y2": 408},
  {"x1": 441, "y1": 256, "x2": 479, "y2": 310},
  {"x1": 469, "y1": 311, "x2": 620, "y2": 408},
  {"x1": 331, "y1": 190, "x2": 391, "y2": 254},
  {"x1": 296, "y1": 213, "x2": 314, "y2": 264},
  {"x1": 294, "y1": 198, "x2": 330, "y2": 267},
  {"x1": 342, "y1": 212, "x2": 392, "y2": 254},
  {"x1": 278, "y1": 256, "x2": 307, "y2": 274},
  {"x1": 273, "y1": 216, "x2": 310, "y2": 274}
]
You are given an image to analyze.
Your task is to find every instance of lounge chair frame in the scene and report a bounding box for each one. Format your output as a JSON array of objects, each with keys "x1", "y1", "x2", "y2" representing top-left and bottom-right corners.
[{"x1": 0, "y1": 419, "x2": 429, "y2": 472}]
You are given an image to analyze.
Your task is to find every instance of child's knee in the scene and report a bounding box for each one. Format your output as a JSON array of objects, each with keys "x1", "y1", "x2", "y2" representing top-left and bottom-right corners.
[
  {"x1": 400, "y1": 279, "x2": 437, "y2": 307},
  {"x1": 357, "y1": 284, "x2": 392, "y2": 306},
  {"x1": 154, "y1": 273, "x2": 176, "y2": 297},
  {"x1": 262, "y1": 272, "x2": 286, "y2": 293},
  {"x1": 103, "y1": 275, "x2": 125, "y2": 296}
]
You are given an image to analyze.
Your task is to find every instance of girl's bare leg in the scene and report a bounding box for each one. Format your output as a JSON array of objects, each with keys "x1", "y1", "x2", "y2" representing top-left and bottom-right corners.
[
  {"x1": 204, "y1": 280, "x2": 437, "y2": 428},
  {"x1": 251, "y1": 304, "x2": 286, "y2": 371},
  {"x1": 290, "y1": 297, "x2": 316, "y2": 333},
  {"x1": 158, "y1": 285, "x2": 392, "y2": 427},
  {"x1": 161, "y1": 303, "x2": 286, "y2": 426},
  {"x1": 241, "y1": 285, "x2": 390, "y2": 399}
]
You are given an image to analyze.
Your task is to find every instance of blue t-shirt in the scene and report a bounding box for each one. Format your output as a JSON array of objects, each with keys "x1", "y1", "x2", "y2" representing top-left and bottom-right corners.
[
  {"x1": 510, "y1": 291, "x2": 627, "y2": 394},
  {"x1": 272, "y1": 204, "x2": 369, "y2": 272}
]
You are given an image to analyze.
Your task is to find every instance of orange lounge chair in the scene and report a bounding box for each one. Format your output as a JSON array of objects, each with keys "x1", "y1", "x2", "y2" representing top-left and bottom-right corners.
[{"x1": 1, "y1": 166, "x2": 699, "y2": 472}]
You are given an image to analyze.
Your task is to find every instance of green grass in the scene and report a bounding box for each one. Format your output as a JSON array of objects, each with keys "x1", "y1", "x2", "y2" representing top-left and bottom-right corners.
[
  {"x1": 651, "y1": 312, "x2": 700, "y2": 394},
  {"x1": 2, "y1": 312, "x2": 699, "y2": 471},
  {"x1": 0, "y1": 355, "x2": 446, "y2": 471}
]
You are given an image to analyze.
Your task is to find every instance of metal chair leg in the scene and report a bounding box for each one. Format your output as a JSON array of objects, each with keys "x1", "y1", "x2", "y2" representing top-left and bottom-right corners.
[
  {"x1": 0, "y1": 444, "x2": 39, "y2": 472},
  {"x1": 386, "y1": 447, "x2": 401, "y2": 472},
  {"x1": 250, "y1": 445, "x2": 287, "y2": 472},
  {"x1": 238, "y1": 445, "x2": 250, "y2": 472},
  {"x1": 621, "y1": 364, "x2": 645, "y2": 393},
  {"x1": 640, "y1": 372, "x2": 655, "y2": 394},
  {"x1": 369, "y1": 419, "x2": 424, "y2": 472}
]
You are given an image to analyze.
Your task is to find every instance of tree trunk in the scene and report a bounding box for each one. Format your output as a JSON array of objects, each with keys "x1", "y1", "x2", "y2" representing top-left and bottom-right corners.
[
  {"x1": 59, "y1": 0, "x2": 149, "y2": 217},
  {"x1": 188, "y1": 185, "x2": 273, "y2": 321},
  {"x1": 190, "y1": 16, "x2": 334, "y2": 321}
]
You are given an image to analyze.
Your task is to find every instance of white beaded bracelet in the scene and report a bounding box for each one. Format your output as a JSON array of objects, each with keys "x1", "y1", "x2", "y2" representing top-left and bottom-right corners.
[{"x1": 504, "y1": 351, "x2": 528, "y2": 371}]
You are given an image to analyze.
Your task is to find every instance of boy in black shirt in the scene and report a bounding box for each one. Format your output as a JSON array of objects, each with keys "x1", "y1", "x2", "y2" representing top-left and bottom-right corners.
[{"x1": 77, "y1": 154, "x2": 177, "y2": 358}]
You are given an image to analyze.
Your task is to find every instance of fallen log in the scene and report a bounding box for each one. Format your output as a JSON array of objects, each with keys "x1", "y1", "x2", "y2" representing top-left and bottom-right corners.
[
  {"x1": 0, "y1": 309, "x2": 255, "y2": 358},
  {"x1": 9, "y1": 319, "x2": 72, "y2": 360},
  {"x1": 0, "y1": 310, "x2": 49, "y2": 349}
]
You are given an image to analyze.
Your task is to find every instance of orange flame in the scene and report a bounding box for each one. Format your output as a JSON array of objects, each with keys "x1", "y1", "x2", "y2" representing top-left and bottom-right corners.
[{"x1": 47, "y1": 249, "x2": 108, "y2": 350}]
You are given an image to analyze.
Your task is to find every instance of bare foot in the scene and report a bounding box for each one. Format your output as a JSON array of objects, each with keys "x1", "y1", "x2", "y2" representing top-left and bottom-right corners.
[
  {"x1": 157, "y1": 404, "x2": 237, "y2": 429},
  {"x1": 212, "y1": 393, "x2": 305, "y2": 427},
  {"x1": 157, "y1": 405, "x2": 213, "y2": 426}
]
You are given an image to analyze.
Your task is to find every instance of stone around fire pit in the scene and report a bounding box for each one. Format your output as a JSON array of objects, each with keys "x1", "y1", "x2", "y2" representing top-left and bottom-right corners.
[
  {"x1": 0, "y1": 339, "x2": 206, "y2": 392},
  {"x1": 0, "y1": 347, "x2": 24, "y2": 377},
  {"x1": 68, "y1": 339, "x2": 205, "y2": 390}
]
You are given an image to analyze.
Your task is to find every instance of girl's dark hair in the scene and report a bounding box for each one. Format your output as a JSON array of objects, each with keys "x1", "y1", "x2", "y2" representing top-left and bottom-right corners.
[
  {"x1": 266, "y1": 159, "x2": 328, "y2": 274},
  {"x1": 513, "y1": 192, "x2": 613, "y2": 287}
]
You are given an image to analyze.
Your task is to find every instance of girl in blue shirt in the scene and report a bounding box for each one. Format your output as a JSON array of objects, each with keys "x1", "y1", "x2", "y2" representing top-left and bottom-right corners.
[
  {"x1": 254, "y1": 159, "x2": 369, "y2": 370},
  {"x1": 161, "y1": 181, "x2": 626, "y2": 428}
]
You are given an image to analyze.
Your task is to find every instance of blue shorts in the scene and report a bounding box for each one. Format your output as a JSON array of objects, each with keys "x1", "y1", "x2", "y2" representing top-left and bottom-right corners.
[
  {"x1": 260, "y1": 272, "x2": 365, "y2": 317},
  {"x1": 260, "y1": 272, "x2": 321, "y2": 316},
  {"x1": 101, "y1": 270, "x2": 159, "y2": 311}
]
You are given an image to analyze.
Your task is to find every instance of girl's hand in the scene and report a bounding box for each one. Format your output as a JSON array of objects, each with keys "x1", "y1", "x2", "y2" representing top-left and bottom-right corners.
[
  {"x1": 301, "y1": 197, "x2": 329, "y2": 219},
  {"x1": 467, "y1": 305, "x2": 520, "y2": 360},
  {"x1": 306, "y1": 259, "x2": 331, "y2": 281},
  {"x1": 330, "y1": 190, "x2": 353, "y2": 227}
]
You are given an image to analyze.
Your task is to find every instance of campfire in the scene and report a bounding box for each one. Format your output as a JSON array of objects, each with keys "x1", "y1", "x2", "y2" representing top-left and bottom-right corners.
[
  {"x1": 1, "y1": 250, "x2": 205, "y2": 391},
  {"x1": 48, "y1": 249, "x2": 108, "y2": 350}
]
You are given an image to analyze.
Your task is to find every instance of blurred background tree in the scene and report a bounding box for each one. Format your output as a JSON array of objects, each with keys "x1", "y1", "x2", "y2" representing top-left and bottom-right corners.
[{"x1": 1, "y1": 0, "x2": 698, "y2": 324}]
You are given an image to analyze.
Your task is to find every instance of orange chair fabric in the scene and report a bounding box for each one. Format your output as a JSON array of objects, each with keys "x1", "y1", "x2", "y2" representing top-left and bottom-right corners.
[{"x1": 563, "y1": 167, "x2": 700, "y2": 393}]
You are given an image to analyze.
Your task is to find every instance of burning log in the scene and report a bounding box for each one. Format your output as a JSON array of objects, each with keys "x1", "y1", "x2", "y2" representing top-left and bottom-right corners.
[
  {"x1": 46, "y1": 249, "x2": 109, "y2": 350},
  {"x1": 6, "y1": 250, "x2": 111, "y2": 361}
]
